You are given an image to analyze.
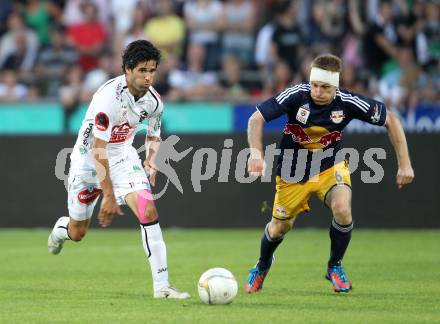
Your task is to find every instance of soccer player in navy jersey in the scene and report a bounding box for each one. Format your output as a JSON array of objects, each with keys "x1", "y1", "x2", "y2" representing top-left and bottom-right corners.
[{"x1": 245, "y1": 54, "x2": 414, "y2": 293}]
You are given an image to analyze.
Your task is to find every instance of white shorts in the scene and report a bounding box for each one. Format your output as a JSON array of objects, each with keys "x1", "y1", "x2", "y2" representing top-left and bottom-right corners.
[{"x1": 67, "y1": 149, "x2": 151, "y2": 221}]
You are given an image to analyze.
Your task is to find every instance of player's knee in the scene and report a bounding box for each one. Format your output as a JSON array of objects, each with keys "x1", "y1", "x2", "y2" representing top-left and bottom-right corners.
[
  {"x1": 136, "y1": 190, "x2": 158, "y2": 224},
  {"x1": 143, "y1": 203, "x2": 158, "y2": 223},
  {"x1": 331, "y1": 201, "x2": 352, "y2": 224},
  {"x1": 269, "y1": 219, "x2": 292, "y2": 238}
]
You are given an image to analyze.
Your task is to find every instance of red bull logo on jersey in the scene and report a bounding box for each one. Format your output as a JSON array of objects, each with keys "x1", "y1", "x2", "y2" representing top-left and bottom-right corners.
[
  {"x1": 275, "y1": 205, "x2": 287, "y2": 218},
  {"x1": 78, "y1": 187, "x2": 102, "y2": 204},
  {"x1": 284, "y1": 124, "x2": 312, "y2": 143},
  {"x1": 318, "y1": 131, "x2": 342, "y2": 147},
  {"x1": 110, "y1": 122, "x2": 134, "y2": 143},
  {"x1": 283, "y1": 123, "x2": 341, "y2": 149},
  {"x1": 330, "y1": 110, "x2": 345, "y2": 124}
]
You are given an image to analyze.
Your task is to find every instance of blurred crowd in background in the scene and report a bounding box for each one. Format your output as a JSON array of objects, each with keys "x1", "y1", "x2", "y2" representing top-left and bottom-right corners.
[{"x1": 0, "y1": 0, "x2": 439, "y2": 118}]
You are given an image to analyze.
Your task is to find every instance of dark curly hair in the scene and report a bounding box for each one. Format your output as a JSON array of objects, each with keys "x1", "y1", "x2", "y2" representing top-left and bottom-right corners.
[{"x1": 121, "y1": 40, "x2": 161, "y2": 73}]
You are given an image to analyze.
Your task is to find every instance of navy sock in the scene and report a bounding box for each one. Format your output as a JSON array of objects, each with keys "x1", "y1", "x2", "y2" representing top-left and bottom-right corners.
[
  {"x1": 257, "y1": 224, "x2": 284, "y2": 272},
  {"x1": 328, "y1": 218, "x2": 353, "y2": 267}
]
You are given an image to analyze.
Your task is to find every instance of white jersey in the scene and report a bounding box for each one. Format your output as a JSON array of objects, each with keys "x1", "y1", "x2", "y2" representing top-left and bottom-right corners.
[{"x1": 70, "y1": 75, "x2": 163, "y2": 172}]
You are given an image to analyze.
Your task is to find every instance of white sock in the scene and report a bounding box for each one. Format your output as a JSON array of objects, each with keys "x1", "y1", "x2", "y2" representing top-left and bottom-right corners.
[
  {"x1": 51, "y1": 216, "x2": 70, "y2": 242},
  {"x1": 140, "y1": 222, "x2": 169, "y2": 292}
]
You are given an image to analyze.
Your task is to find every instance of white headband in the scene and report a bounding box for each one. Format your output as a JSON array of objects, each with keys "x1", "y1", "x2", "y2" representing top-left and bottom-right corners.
[{"x1": 309, "y1": 67, "x2": 339, "y2": 87}]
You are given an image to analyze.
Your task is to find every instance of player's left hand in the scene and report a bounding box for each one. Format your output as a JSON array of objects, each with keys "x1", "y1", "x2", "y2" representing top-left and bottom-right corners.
[
  {"x1": 396, "y1": 165, "x2": 414, "y2": 189},
  {"x1": 144, "y1": 160, "x2": 157, "y2": 187}
]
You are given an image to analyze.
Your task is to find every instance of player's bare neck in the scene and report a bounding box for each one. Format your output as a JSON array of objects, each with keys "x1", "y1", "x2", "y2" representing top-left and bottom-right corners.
[{"x1": 127, "y1": 85, "x2": 147, "y2": 102}]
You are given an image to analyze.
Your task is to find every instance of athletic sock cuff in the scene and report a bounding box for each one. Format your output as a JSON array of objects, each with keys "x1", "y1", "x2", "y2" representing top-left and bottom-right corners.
[
  {"x1": 140, "y1": 220, "x2": 159, "y2": 227},
  {"x1": 331, "y1": 218, "x2": 353, "y2": 233}
]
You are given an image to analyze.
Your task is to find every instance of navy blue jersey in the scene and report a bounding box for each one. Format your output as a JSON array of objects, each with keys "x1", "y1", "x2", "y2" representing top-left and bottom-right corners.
[{"x1": 257, "y1": 82, "x2": 387, "y2": 181}]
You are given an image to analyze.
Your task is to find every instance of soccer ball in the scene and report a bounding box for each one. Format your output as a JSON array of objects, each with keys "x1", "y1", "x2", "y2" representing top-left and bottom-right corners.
[{"x1": 197, "y1": 268, "x2": 238, "y2": 305}]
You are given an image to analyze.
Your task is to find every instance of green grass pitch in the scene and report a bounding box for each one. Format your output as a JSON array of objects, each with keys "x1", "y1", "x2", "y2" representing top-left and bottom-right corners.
[{"x1": 1, "y1": 229, "x2": 439, "y2": 323}]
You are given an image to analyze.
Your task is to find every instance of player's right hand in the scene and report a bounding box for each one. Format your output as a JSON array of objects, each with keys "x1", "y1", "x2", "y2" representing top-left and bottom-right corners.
[
  {"x1": 247, "y1": 157, "x2": 266, "y2": 177},
  {"x1": 98, "y1": 195, "x2": 123, "y2": 227},
  {"x1": 396, "y1": 165, "x2": 415, "y2": 189}
]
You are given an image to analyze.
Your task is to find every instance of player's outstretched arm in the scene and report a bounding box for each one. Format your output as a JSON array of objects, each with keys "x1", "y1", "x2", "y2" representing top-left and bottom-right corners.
[
  {"x1": 385, "y1": 110, "x2": 415, "y2": 189},
  {"x1": 144, "y1": 136, "x2": 161, "y2": 187},
  {"x1": 92, "y1": 137, "x2": 123, "y2": 227},
  {"x1": 247, "y1": 111, "x2": 266, "y2": 177}
]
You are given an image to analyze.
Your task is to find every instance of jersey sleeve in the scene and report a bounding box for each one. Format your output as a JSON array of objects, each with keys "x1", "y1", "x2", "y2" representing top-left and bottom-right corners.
[
  {"x1": 146, "y1": 104, "x2": 163, "y2": 138},
  {"x1": 341, "y1": 90, "x2": 387, "y2": 126},
  {"x1": 257, "y1": 84, "x2": 305, "y2": 122},
  {"x1": 256, "y1": 97, "x2": 286, "y2": 122},
  {"x1": 90, "y1": 91, "x2": 116, "y2": 142}
]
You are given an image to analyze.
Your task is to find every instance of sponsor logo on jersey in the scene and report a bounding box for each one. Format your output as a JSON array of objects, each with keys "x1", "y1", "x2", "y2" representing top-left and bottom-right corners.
[
  {"x1": 296, "y1": 104, "x2": 310, "y2": 124},
  {"x1": 283, "y1": 124, "x2": 342, "y2": 149},
  {"x1": 116, "y1": 82, "x2": 122, "y2": 101},
  {"x1": 371, "y1": 104, "x2": 381, "y2": 124},
  {"x1": 153, "y1": 112, "x2": 162, "y2": 131},
  {"x1": 82, "y1": 122, "x2": 93, "y2": 146},
  {"x1": 109, "y1": 122, "x2": 133, "y2": 143},
  {"x1": 78, "y1": 187, "x2": 102, "y2": 204},
  {"x1": 95, "y1": 112, "x2": 109, "y2": 131},
  {"x1": 330, "y1": 110, "x2": 345, "y2": 124}
]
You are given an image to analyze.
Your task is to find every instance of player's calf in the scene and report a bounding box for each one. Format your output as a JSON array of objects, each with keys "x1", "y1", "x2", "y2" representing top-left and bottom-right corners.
[
  {"x1": 48, "y1": 217, "x2": 89, "y2": 255},
  {"x1": 67, "y1": 219, "x2": 90, "y2": 241},
  {"x1": 68, "y1": 228, "x2": 87, "y2": 241}
]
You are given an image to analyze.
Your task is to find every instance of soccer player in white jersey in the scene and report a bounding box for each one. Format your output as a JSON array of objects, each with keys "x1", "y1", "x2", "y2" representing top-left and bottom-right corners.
[{"x1": 48, "y1": 40, "x2": 190, "y2": 299}]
